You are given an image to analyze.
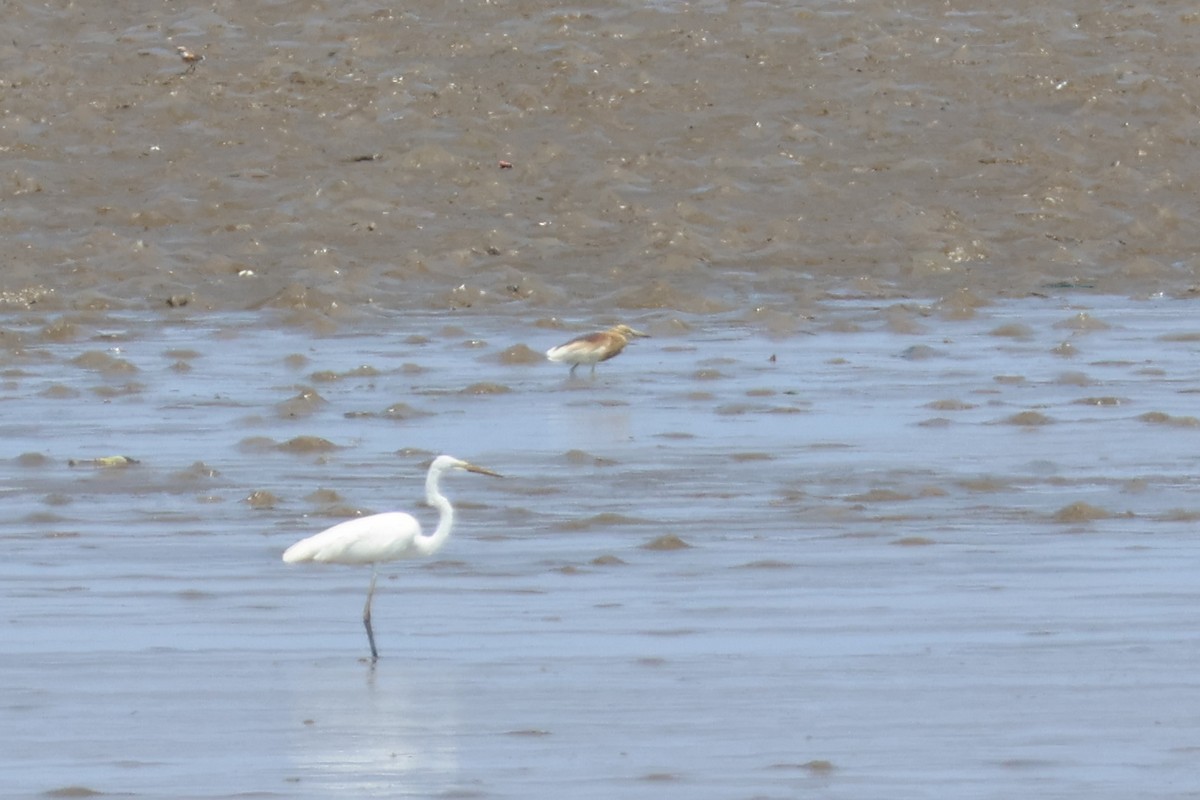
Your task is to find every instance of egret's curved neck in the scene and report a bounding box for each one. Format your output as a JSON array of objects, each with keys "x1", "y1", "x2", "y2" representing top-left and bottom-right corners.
[{"x1": 414, "y1": 467, "x2": 455, "y2": 556}]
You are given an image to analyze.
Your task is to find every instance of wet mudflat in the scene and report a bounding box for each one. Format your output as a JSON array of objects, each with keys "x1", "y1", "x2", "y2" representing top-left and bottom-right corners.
[
  {"x1": 2, "y1": 295, "x2": 1199, "y2": 799},
  {"x1": 5, "y1": 0, "x2": 1200, "y2": 795}
]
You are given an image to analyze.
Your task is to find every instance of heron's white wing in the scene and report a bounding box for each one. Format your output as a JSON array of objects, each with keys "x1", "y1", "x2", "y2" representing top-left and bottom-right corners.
[{"x1": 282, "y1": 512, "x2": 422, "y2": 565}]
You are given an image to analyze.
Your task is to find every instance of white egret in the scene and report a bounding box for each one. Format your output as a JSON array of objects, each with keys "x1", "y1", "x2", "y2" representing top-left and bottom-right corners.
[
  {"x1": 282, "y1": 454, "x2": 502, "y2": 660},
  {"x1": 545, "y1": 323, "x2": 649, "y2": 377}
]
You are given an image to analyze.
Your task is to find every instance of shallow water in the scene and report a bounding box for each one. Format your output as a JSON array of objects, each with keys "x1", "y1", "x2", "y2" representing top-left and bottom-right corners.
[
  {"x1": 5, "y1": 0, "x2": 1200, "y2": 795},
  {"x1": 3, "y1": 295, "x2": 1200, "y2": 798}
]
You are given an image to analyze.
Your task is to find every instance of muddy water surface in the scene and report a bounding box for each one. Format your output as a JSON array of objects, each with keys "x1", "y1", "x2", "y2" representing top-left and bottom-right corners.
[
  {"x1": 2, "y1": 296, "x2": 1199, "y2": 798},
  {"x1": 5, "y1": 0, "x2": 1200, "y2": 796}
]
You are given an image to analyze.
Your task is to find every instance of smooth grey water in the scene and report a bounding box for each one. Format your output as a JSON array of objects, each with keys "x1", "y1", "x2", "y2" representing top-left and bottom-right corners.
[{"x1": 2, "y1": 296, "x2": 1200, "y2": 798}]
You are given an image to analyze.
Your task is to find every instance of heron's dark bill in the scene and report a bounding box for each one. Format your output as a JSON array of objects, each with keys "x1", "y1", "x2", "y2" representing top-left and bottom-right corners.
[{"x1": 463, "y1": 463, "x2": 503, "y2": 478}]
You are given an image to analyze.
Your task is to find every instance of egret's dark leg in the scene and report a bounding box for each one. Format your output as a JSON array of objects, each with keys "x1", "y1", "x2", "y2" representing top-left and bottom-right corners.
[
  {"x1": 569, "y1": 363, "x2": 579, "y2": 377},
  {"x1": 363, "y1": 565, "x2": 379, "y2": 661}
]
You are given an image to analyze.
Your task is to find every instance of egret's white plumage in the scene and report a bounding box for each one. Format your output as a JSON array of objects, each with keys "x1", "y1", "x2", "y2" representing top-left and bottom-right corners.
[
  {"x1": 546, "y1": 323, "x2": 648, "y2": 377},
  {"x1": 282, "y1": 454, "x2": 501, "y2": 660}
]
